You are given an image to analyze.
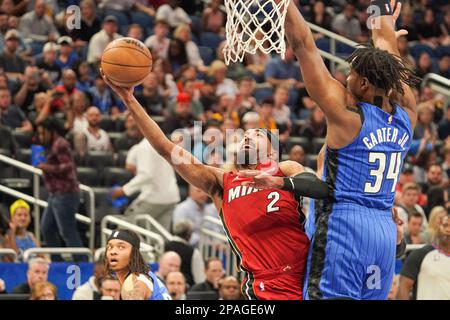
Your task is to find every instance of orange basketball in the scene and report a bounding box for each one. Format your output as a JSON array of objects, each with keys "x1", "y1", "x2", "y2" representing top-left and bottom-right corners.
[{"x1": 100, "y1": 37, "x2": 152, "y2": 87}]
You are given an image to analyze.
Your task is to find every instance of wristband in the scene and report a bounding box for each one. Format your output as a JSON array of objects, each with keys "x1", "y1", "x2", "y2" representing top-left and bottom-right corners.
[{"x1": 370, "y1": 0, "x2": 393, "y2": 16}]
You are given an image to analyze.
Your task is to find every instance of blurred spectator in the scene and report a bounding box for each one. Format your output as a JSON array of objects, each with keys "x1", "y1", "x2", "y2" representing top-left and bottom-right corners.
[
  {"x1": 209, "y1": 60, "x2": 238, "y2": 98},
  {"x1": 36, "y1": 42, "x2": 62, "y2": 85},
  {"x1": 415, "y1": 52, "x2": 437, "y2": 79},
  {"x1": 441, "y1": 145, "x2": 450, "y2": 177},
  {"x1": 0, "y1": 29, "x2": 27, "y2": 81},
  {"x1": 218, "y1": 276, "x2": 240, "y2": 300},
  {"x1": 54, "y1": 69, "x2": 78, "y2": 110},
  {"x1": 258, "y1": 98, "x2": 277, "y2": 130},
  {"x1": 144, "y1": 20, "x2": 170, "y2": 60},
  {"x1": 167, "y1": 38, "x2": 188, "y2": 75},
  {"x1": 135, "y1": 72, "x2": 165, "y2": 115},
  {"x1": 165, "y1": 219, "x2": 206, "y2": 287},
  {"x1": 398, "y1": 214, "x2": 450, "y2": 300},
  {"x1": 74, "y1": 106, "x2": 113, "y2": 158},
  {"x1": 69, "y1": 0, "x2": 101, "y2": 48},
  {"x1": 100, "y1": 0, "x2": 154, "y2": 32},
  {"x1": 236, "y1": 77, "x2": 258, "y2": 116},
  {"x1": 30, "y1": 281, "x2": 57, "y2": 300},
  {"x1": 19, "y1": 0, "x2": 59, "y2": 55},
  {"x1": 272, "y1": 85, "x2": 291, "y2": 142},
  {"x1": 421, "y1": 163, "x2": 444, "y2": 194},
  {"x1": 155, "y1": 251, "x2": 182, "y2": 283},
  {"x1": 89, "y1": 75, "x2": 117, "y2": 115},
  {"x1": 387, "y1": 275, "x2": 400, "y2": 300},
  {"x1": 421, "y1": 206, "x2": 447, "y2": 244},
  {"x1": 174, "y1": 24, "x2": 205, "y2": 71},
  {"x1": 65, "y1": 91, "x2": 88, "y2": 134},
  {"x1": 413, "y1": 149, "x2": 438, "y2": 185},
  {"x1": 397, "y1": 6, "x2": 418, "y2": 42},
  {"x1": 202, "y1": 0, "x2": 225, "y2": 34},
  {"x1": 241, "y1": 111, "x2": 260, "y2": 130},
  {"x1": 404, "y1": 211, "x2": 426, "y2": 245},
  {"x1": 181, "y1": 79, "x2": 205, "y2": 120},
  {"x1": 13, "y1": 66, "x2": 48, "y2": 113},
  {"x1": 309, "y1": 1, "x2": 331, "y2": 37},
  {"x1": 98, "y1": 276, "x2": 120, "y2": 300},
  {"x1": 114, "y1": 113, "x2": 143, "y2": 151},
  {"x1": 3, "y1": 200, "x2": 40, "y2": 262},
  {"x1": 87, "y1": 15, "x2": 122, "y2": 65},
  {"x1": 0, "y1": 87, "x2": 33, "y2": 132},
  {"x1": 163, "y1": 91, "x2": 196, "y2": 134},
  {"x1": 55, "y1": 36, "x2": 79, "y2": 70},
  {"x1": 416, "y1": 8, "x2": 442, "y2": 48},
  {"x1": 331, "y1": 3, "x2": 362, "y2": 42},
  {"x1": 396, "y1": 182, "x2": 428, "y2": 230},
  {"x1": 441, "y1": 10, "x2": 450, "y2": 45},
  {"x1": 37, "y1": 117, "x2": 84, "y2": 257},
  {"x1": 72, "y1": 261, "x2": 105, "y2": 300},
  {"x1": 193, "y1": 120, "x2": 222, "y2": 163},
  {"x1": 438, "y1": 54, "x2": 450, "y2": 78},
  {"x1": 156, "y1": 0, "x2": 191, "y2": 29},
  {"x1": 300, "y1": 106, "x2": 327, "y2": 139},
  {"x1": 264, "y1": 47, "x2": 303, "y2": 90},
  {"x1": 166, "y1": 271, "x2": 187, "y2": 300},
  {"x1": 212, "y1": 94, "x2": 239, "y2": 128},
  {"x1": 111, "y1": 137, "x2": 180, "y2": 231},
  {"x1": 12, "y1": 257, "x2": 49, "y2": 295},
  {"x1": 173, "y1": 185, "x2": 220, "y2": 247},
  {"x1": 127, "y1": 23, "x2": 144, "y2": 41},
  {"x1": 74, "y1": 60, "x2": 94, "y2": 93},
  {"x1": 438, "y1": 107, "x2": 450, "y2": 140},
  {"x1": 189, "y1": 257, "x2": 224, "y2": 299},
  {"x1": 153, "y1": 58, "x2": 178, "y2": 100}
]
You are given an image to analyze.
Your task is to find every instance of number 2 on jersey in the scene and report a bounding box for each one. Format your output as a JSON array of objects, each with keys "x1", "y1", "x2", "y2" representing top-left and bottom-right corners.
[
  {"x1": 267, "y1": 191, "x2": 280, "y2": 213},
  {"x1": 364, "y1": 152, "x2": 402, "y2": 193}
]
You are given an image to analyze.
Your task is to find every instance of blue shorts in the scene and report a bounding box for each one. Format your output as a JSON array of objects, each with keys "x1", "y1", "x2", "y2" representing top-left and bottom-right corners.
[{"x1": 303, "y1": 202, "x2": 396, "y2": 300}]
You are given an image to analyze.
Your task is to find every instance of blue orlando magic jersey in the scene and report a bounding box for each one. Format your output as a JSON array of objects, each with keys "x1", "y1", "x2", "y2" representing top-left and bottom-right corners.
[
  {"x1": 324, "y1": 102, "x2": 412, "y2": 210},
  {"x1": 147, "y1": 271, "x2": 171, "y2": 300}
]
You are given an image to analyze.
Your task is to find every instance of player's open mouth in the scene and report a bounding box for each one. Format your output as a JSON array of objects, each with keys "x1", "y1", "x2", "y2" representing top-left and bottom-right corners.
[{"x1": 109, "y1": 258, "x2": 118, "y2": 266}]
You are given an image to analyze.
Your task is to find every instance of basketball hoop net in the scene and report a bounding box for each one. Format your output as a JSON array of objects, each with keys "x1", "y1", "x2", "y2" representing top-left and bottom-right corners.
[{"x1": 223, "y1": 0, "x2": 291, "y2": 65}]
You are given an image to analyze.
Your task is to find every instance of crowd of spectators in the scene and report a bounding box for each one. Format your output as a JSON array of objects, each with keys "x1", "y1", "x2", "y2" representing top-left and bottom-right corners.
[{"x1": 0, "y1": 0, "x2": 449, "y2": 300}]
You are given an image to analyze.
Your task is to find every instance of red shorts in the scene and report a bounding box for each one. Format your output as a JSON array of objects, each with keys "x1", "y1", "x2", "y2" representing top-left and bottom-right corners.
[{"x1": 240, "y1": 259, "x2": 307, "y2": 300}]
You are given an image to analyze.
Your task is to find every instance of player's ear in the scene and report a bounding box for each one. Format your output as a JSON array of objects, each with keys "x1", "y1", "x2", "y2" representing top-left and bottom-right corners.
[{"x1": 360, "y1": 77, "x2": 370, "y2": 92}]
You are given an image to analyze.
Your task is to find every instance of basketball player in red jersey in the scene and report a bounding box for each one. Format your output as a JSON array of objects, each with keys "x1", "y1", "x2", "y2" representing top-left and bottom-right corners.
[{"x1": 101, "y1": 70, "x2": 329, "y2": 300}]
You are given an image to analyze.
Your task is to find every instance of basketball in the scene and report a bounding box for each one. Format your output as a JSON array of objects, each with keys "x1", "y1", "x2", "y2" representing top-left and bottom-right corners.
[{"x1": 100, "y1": 37, "x2": 152, "y2": 87}]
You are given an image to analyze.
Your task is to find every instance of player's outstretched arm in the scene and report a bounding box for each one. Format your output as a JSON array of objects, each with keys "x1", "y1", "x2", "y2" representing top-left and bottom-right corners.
[
  {"x1": 283, "y1": 2, "x2": 347, "y2": 123},
  {"x1": 370, "y1": 0, "x2": 417, "y2": 126},
  {"x1": 238, "y1": 161, "x2": 329, "y2": 199},
  {"x1": 102, "y1": 72, "x2": 223, "y2": 197}
]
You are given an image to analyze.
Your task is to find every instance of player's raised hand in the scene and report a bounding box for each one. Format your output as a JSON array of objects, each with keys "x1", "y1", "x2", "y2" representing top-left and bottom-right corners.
[
  {"x1": 390, "y1": 0, "x2": 408, "y2": 38},
  {"x1": 237, "y1": 170, "x2": 284, "y2": 189},
  {"x1": 100, "y1": 67, "x2": 134, "y2": 101}
]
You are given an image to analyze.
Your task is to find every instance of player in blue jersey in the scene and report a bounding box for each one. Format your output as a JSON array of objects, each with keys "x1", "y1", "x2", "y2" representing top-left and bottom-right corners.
[
  {"x1": 247, "y1": 0, "x2": 420, "y2": 300},
  {"x1": 105, "y1": 229, "x2": 171, "y2": 300}
]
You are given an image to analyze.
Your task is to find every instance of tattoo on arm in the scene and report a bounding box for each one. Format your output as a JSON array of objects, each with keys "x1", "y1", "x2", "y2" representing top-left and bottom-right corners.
[{"x1": 121, "y1": 280, "x2": 150, "y2": 300}]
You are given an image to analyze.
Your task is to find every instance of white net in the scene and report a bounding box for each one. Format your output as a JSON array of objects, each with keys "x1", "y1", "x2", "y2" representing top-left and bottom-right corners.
[{"x1": 223, "y1": 0, "x2": 291, "y2": 65}]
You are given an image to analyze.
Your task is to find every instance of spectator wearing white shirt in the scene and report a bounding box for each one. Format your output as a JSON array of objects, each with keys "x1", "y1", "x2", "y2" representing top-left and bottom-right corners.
[
  {"x1": 111, "y1": 138, "x2": 180, "y2": 231},
  {"x1": 19, "y1": 0, "x2": 59, "y2": 55},
  {"x1": 87, "y1": 15, "x2": 122, "y2": 65},
  {"x1": 173, "y1": 185, "x2": 222, "y2": 247},
  {"x1": 66, "y1": 91, "x2": 89, "y2": 134},
  {"x1": 144, "y1": 20, "x2": 170, "y2": 60},
  {"x1": 72, "y1": 261, "x2": 105, "y2": 300},
  {"x1": 156, "y1": 0, "x2": 191, "y2": 29},
  {"x1": 74, "y1": 106, "x2": 113, "y2": 159},
  {"x1": 209, "y1": 60, "x2": 238, "y2": 98},
  {"x1": 174, "y1": 24, "x2": 206, "y2": 72}
]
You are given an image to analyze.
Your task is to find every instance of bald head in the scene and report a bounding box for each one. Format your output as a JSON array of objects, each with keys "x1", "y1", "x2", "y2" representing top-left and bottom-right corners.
[
  {"x1": 86, "y1": 106, "x2": 101, "y2": 128},
  {"x1": 158, "y1": 251, "x2": 181, "y2": 280},
  {"x1": 219, "y1": 276, "x2": 240, "y2": 300}
]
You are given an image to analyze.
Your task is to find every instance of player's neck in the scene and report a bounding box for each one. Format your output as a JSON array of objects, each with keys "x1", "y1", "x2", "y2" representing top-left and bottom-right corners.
[
  {"x1": 366, "y1": 94, "x2": 393, "y2": 114},
  {"x1": 116, "y1": 268, "x2": 131, "y2": 284},
  {"x1": 236, "y1": 164, "x2": 258, "y2": 171}
]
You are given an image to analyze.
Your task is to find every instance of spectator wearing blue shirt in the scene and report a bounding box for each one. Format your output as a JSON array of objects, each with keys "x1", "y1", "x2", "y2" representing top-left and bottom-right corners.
[
  {"x1": 55, "y1": 36, "x2": 79, "y2": 70},
  {"x1": 89, "y1": 75, "x2": 116, "y2": 115}
]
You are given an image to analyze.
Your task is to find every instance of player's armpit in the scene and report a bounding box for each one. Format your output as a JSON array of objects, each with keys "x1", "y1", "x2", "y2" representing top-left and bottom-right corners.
[{"x1": 121, "y1": 279, "x2": 151, "y2": 300}]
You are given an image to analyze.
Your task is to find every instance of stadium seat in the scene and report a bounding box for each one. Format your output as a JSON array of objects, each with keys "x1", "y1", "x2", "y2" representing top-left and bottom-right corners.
[
  {"x1": 337, "y1": 42, "x2": 355, "y2": 55},
  {"x1": 410, "y1": 43, "x2": 436, "y2": 59},
  {"x1": 102, "y1": 167, "x2": 134, "y2": 187},
  {"x1": 17, "y1": 148, "x2": 31, "y2": 164},
  {"x1": 198, "y1": 46, "x2": 215, "y2": 66},
  {"x1": 85, "y1": 151, "x2": 114, "y2": 170},
  {"x1": 200, "y1": 32, "x2": 224, "y2": 50},
  {"x1": 92, "y1": 187, "x2": 121, "y2": 222},
  {"x1": 286, "y1": 136, "x2": 311, "y2": 153},
  {"x1": 11, "y1": 131, "x2": 33, "y2": 148},
  {"x1": 107, "y1": 132, "x2": 122, "y2": 148},
  {"x1": 0, "y1": 148, "x2": 15, "y2": 178},
  {"x1": 76, "y1": 167, "x2": 100, "y2": 187},
  {"x1": 100, "y1": 116, "x2": 115, "y2": 132},
  {"x1": 312, "y1": 137, "x2": 326, "y2": 154},
  {"x1": 114, "y1": 136, "x2": 132, "y2": 151},
  {"x1": 116, "y1": 150, "x2": 128, "y2": 167},
  {"x1": 436, "y1": 45, "x2": 450, "y2": 58},
  {"x1": 315, "y1": 38, "x2": 330, "y2": 53}
]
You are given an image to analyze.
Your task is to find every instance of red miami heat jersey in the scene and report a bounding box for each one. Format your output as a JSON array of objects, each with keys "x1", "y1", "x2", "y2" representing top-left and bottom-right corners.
[{"x1": 221, "y1": 165, "x2": 310, "y2": 283}]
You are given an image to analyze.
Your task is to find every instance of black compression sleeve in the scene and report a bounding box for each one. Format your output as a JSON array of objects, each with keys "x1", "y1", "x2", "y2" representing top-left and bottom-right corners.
[
  {"x1": 282, "y1": 172, "x2": 329, "y2": 199},
  {"x1": 396, "y1": 238, "x2": 406, "y2": 258}
]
